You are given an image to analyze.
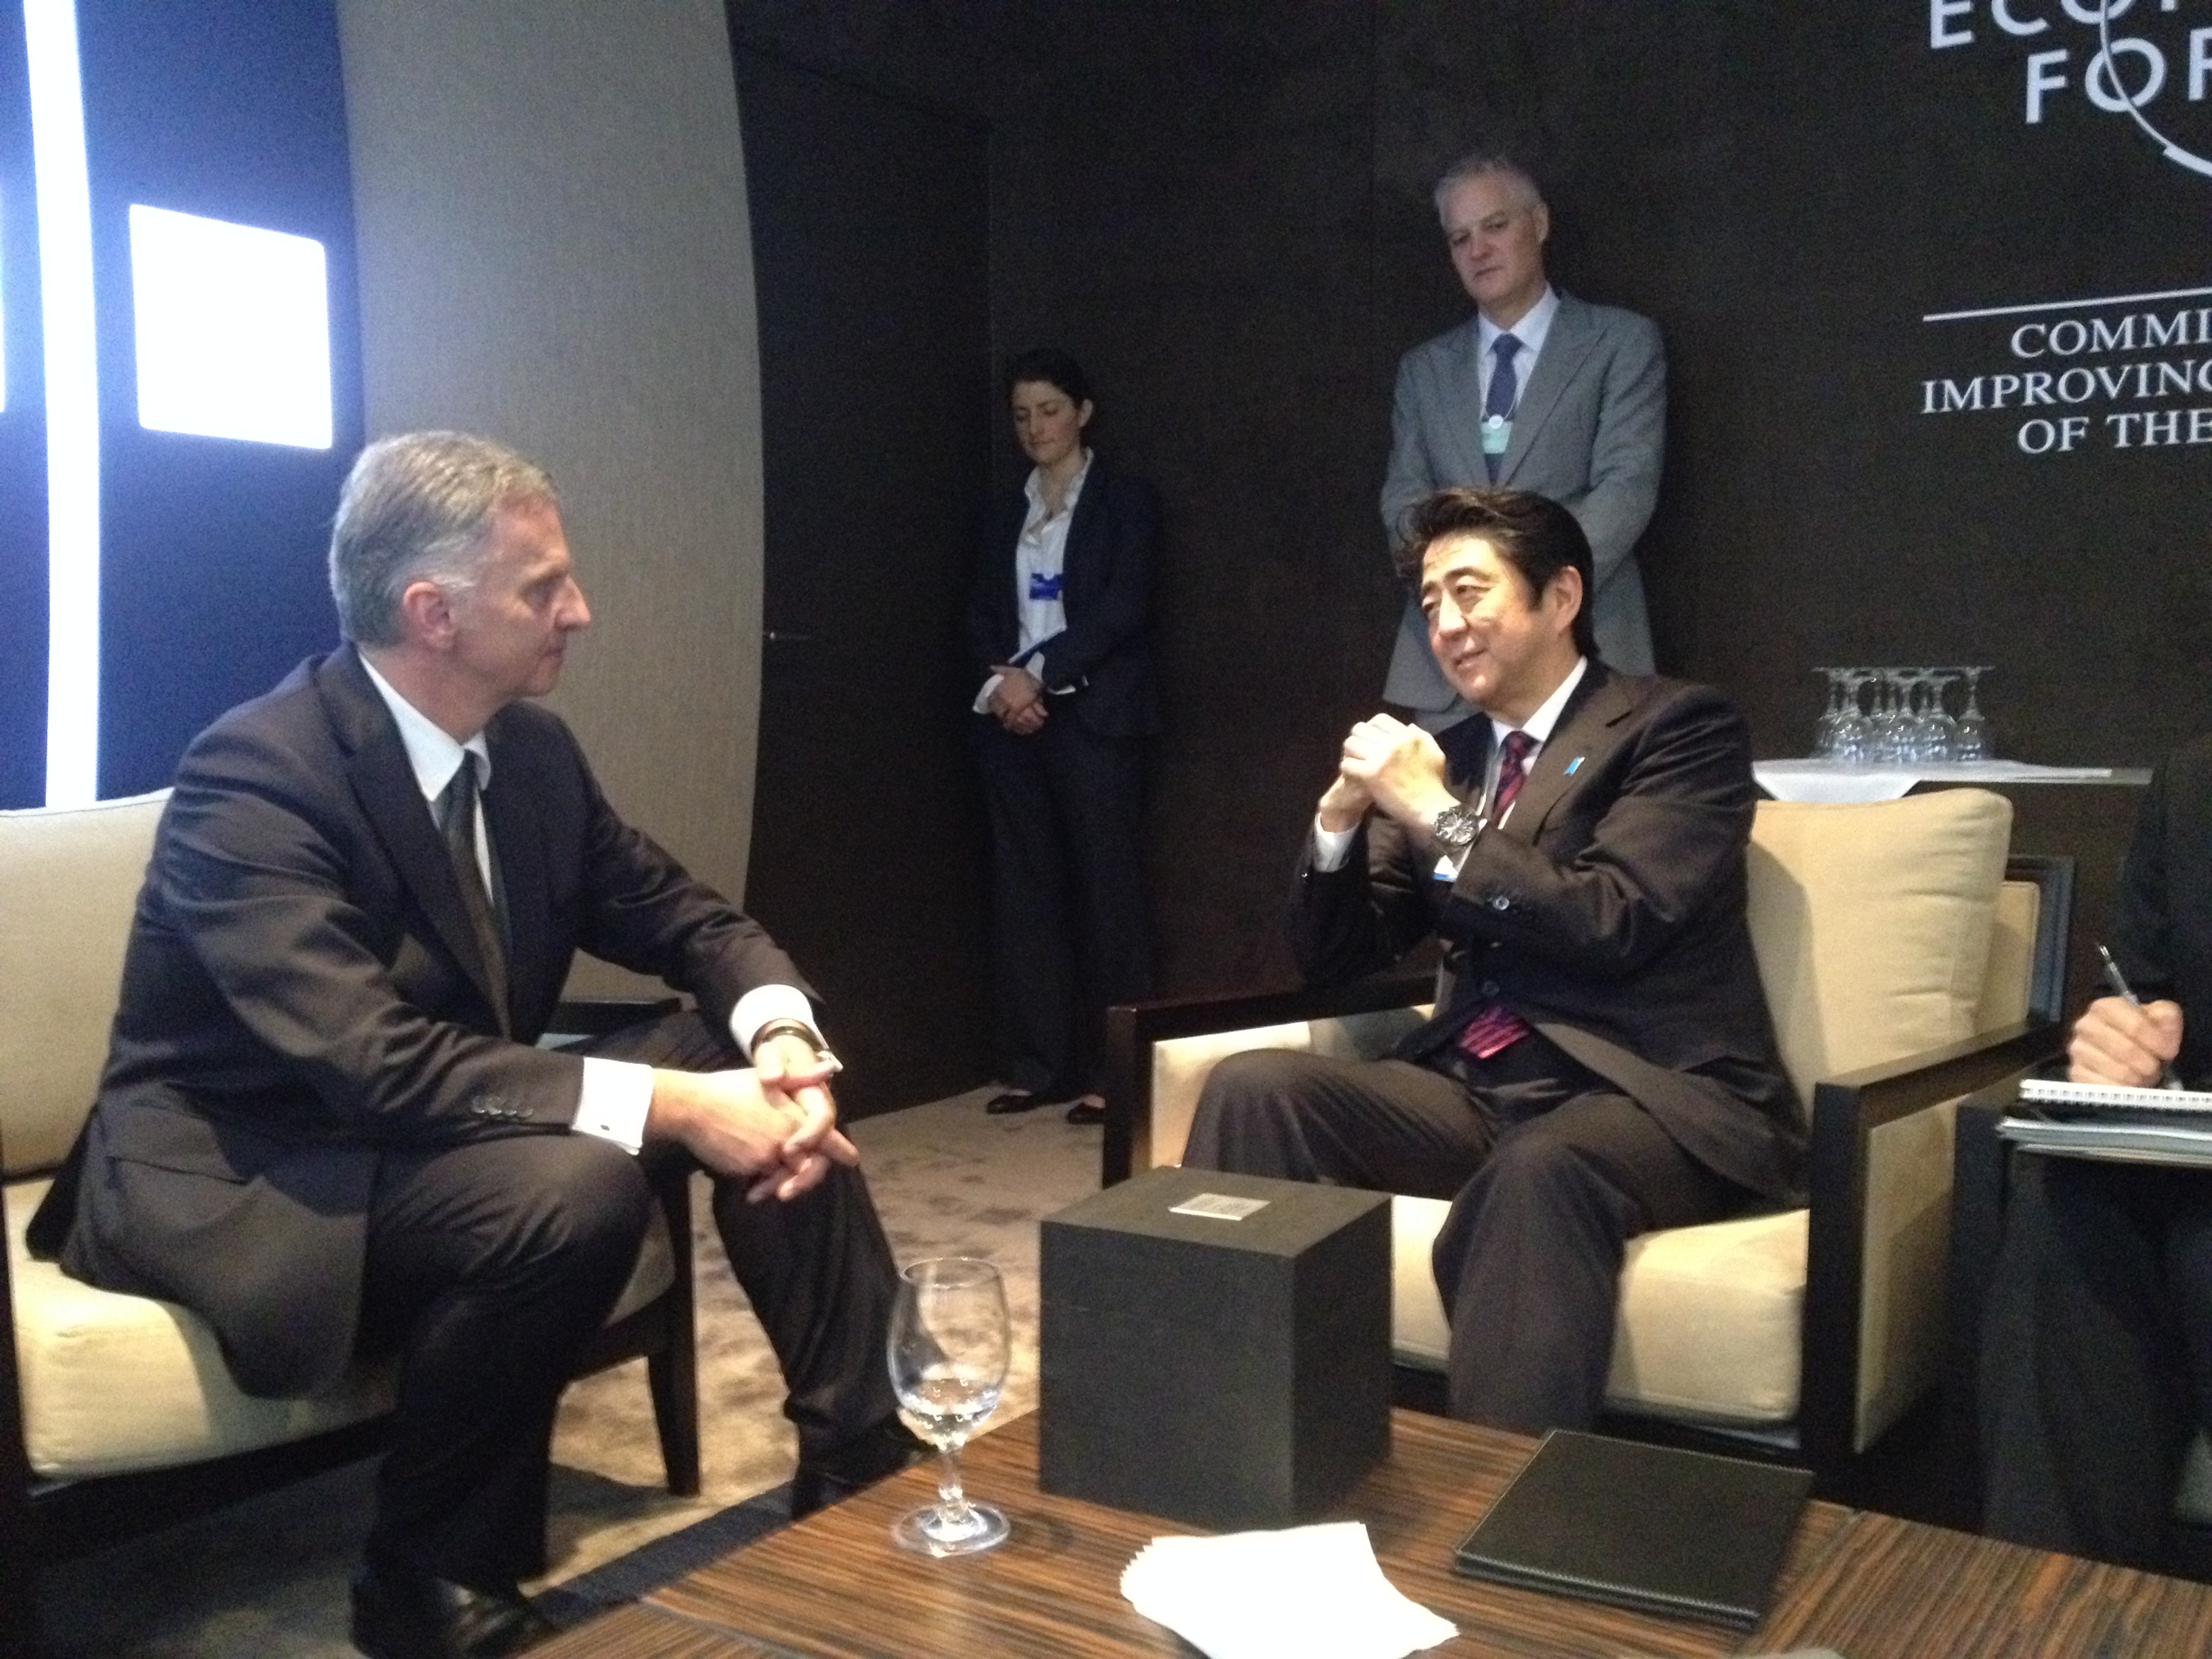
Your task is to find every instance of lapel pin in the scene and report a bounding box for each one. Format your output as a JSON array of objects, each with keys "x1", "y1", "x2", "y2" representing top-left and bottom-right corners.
[{"x1": 1565, "y1": 756, "x2": 1584, "y2": 775}]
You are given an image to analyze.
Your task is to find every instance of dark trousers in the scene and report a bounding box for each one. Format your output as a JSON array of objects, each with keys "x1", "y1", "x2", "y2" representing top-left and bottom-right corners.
[
  {"x1": 1980, "y1": 1154, "x2": 2212, "y2": 1570},
  {"x1": 358, "y1": 1134, "x2": 648, "y2": 1587},
  {"x1": 1183, "y1": 1035, "x2": 1738, "y2": 1433},
  {"x1": 361, "y1": 1009, "x2": 900, "y2": 1587},
  {"x1": 973, "y1": 712, "x2": 1152, "y2": 1098}
]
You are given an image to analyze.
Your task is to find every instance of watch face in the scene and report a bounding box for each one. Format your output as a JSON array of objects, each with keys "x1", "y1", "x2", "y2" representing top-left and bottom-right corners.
[{"x1": 1433, "y1": 805, "x2": 1479, "y2": 848}]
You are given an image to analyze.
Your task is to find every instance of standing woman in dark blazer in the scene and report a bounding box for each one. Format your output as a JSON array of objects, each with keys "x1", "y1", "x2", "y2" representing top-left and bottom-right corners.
[{"x1": 967, "y1": 349, "x2": 1160, "y2": 1124}]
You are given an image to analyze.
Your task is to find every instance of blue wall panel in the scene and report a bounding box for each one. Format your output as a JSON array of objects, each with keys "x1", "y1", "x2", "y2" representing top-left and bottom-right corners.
[
  {"x1": 78, "y1": 0, "x2": 363, "y2": 798},
  {"x1": 0, "y1": 3, "x2": 44, "y2": 807}
]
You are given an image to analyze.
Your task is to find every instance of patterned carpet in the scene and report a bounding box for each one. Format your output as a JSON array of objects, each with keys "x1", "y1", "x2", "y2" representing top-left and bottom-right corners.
[{"x1": 32, "y1": 1088, "x2": 1101, "y2": 1658}]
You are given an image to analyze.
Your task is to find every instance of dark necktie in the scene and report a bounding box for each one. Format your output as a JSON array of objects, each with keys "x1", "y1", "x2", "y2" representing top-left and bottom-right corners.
[
  {"x1": 437, "y1": 759, "x2": 510, "y2": 1033},
  {"x1": 1490, "y1": 729, "x2": 1536, "y2": 819},
  {"x1": 1483, "y1": 333, "x2": 1521, "y2": 483},
  {"x1": 1457, "y1": 729, "x2": 1537, "y2": 1061}
]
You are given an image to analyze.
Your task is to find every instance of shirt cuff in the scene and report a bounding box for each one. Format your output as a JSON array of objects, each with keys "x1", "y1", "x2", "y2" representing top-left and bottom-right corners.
[
  {"x1": 731, "y1": 983, "x2": 821, "y2": 1056},
  {"x1": 1311, "y1": 818, "x2": 1357, "y2": 872},
  {"x1": 573, "y1": 1057, "x2": 654, "y2": 1154},
  {"x1": 972, "y1": 672, "x2": 1003, "y2": 714}
]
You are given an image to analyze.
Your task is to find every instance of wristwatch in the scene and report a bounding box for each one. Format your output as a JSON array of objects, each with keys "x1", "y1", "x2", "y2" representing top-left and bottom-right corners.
[
  {"x1": 1429, "y1": 802, "x2": 1481, "y2": 856},
  {"x1": 752, "y1": 1018, "x2": 844, "y2": 1074}
]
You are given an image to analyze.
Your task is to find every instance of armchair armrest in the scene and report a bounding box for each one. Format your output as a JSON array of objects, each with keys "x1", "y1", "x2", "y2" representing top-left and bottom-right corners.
[
  {"x1": 1800, "y1": 1022, "x2": 2060, "y2": 1476},
  {"x1": 1102, "y1": 973, "x2": 1434, "y2": 1185},
  {"x1": 544, "y1": 996, "x2": 685, "y2": 1046},
  {"x1": 550, "y1": 995, "x2": 686, "y2": 1034}
]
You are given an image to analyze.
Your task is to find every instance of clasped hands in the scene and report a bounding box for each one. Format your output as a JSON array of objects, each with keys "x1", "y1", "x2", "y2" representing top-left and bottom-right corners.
[
  {"x1": 987, "y1": 665, "x2": 1047, "y2": 735},
  {"x1": 647, "y1": 1031, "x2": 857, "y2": 1203},
  {"x1": 1317, "y1": 712, "x2": 1460, "y2": 844},
  {"x1": 2070, "y1": 994, "x2": 2185, "y2": 1088}
]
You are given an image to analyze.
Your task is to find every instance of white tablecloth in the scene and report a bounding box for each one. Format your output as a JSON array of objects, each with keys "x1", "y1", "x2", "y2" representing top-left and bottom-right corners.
[{"x1": 1753, "y1": 759, "x2": 2151, "y2": 804}]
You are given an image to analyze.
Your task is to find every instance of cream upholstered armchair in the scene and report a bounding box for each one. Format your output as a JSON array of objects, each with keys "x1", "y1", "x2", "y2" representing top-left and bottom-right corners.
[
  {"x1": 0, "y1": 792, "x2": 699, "y2": 1658},
  {"x1": 1101, "y1": 790, "x2": 2070, "y2": 1488}
]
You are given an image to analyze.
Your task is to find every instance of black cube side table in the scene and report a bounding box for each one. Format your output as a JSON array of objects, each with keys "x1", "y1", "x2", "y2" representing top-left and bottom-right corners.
[{"x1": 1039, "y1": 1166, "x2": 1391, "y2": 1530}]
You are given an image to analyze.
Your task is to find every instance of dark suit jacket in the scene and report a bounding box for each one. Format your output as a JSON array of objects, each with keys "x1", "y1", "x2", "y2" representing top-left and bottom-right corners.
[
  {"x1": 2110, "y1": 735, "x2": 2212, "y2": 1086},
  {"x1": 28, "y1": 647, "x2": 805, "y2": 1397},
  {"x1": 1294, "y1": 663, "x2": 1802, "y2": 1204},
  {"x1": 965, "y1": 453, "x2": 1161, "y2": 739}
]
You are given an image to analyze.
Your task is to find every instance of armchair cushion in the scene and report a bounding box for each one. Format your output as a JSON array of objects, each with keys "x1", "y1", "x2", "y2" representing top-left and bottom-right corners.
[
  {"x1": 0, "y1": 792, "x2": 169, "y2": 1176},
  {"x1": 1746, "y1": 790, "x2": 2013, "y2": 1105},
  {"x1": 7, "y1": 1174, "x2": 674, "y2": 1479},
  {"x1": 1393, "y1": 1195, "x2": 1807, "y2": 1425}
]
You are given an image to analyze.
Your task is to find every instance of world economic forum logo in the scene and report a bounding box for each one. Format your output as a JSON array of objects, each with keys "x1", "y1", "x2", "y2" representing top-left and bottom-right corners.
[{"x1": 1931, "y1": 0, "x2": 2212, "y2": 177}]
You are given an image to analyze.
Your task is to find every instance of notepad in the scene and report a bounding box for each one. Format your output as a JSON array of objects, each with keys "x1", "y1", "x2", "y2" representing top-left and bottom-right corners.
[
  {"x1": 1452, "y1": 1431, "x2": 1811, "y2": 1631},
  {"x1": 2018, "y1": 1077, "x2": 2212, "y2": 1113},
  {"x1": 1998, "y1": 1115, "x2": 2212, "y2": 1167}
]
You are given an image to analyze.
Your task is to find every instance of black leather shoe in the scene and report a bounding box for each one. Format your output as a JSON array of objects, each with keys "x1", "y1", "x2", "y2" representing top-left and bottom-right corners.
[
  {"x1": 984, "y1": 1088, "x2": 1047, "y2": 1115},
  {"x1": 791, "y1": 1416, "x2": 930, "y2": 1520},
  {"x1": 350, "y1": 1564, "x2": 559, "y2": 1659},
  {"x1": 1064, "y1": 1096, "x2": 1106, "y2": 1126}
]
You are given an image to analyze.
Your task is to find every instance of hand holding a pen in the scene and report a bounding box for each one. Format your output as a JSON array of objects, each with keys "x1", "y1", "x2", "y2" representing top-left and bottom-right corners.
[{"x1": 2072, "y1": 945, "x2": 2186, "y2": 1088}]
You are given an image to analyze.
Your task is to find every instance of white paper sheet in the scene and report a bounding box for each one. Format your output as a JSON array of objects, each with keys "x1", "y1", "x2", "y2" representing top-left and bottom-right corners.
[{"x1": 1120, "y1": 1521, "x2": 1456, "y2": 1659}]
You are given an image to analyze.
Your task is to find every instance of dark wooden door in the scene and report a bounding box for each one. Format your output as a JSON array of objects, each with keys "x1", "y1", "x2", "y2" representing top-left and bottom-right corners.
[{"x1": 734, "y1": 47, "x2": 994, "y2": 1118}]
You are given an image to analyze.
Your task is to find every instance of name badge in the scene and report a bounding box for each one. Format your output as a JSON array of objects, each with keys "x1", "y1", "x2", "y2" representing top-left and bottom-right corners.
[
  {"x1": 1027, "y1": 571, "x2": 1064, "y2": 601},
  {"x1": 1481, "y1": 413, "x2": 1512, "y2": 457}
]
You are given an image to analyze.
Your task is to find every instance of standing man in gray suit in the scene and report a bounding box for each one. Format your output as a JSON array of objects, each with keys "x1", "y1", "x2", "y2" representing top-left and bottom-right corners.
[{"x1": 1381, "y1": 150, "x2": 1664, "y2": 725}]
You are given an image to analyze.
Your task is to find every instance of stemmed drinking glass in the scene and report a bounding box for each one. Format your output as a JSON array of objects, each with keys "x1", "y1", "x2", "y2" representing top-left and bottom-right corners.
[
  {"x1": 1952, "y1": 666, "x2": 1993, "y2": 762},
  {"x1": 886, "y1": 1256, "x2": 1011, "y2": 1557}
]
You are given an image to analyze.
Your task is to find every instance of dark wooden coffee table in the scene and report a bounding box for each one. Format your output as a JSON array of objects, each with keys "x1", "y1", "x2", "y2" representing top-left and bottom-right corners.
[{"x1": 533, "y1": 1409, "x2": 2212, "y2": 1657}]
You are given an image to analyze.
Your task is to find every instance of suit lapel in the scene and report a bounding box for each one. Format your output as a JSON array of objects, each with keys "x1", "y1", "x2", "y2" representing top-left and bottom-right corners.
[
  {"x1": 1499, "y1": 293, "x2": 1595, "y2": 487},
  {"x1": 1441, "y1": 319, "x2": 1492, "y2": 484},
  {"x1": 1496, "y1": 663, "x2": 1635, "y2": 842},
  {"x1": 1061, "y1": 459, "x2": 1104, "y2": 601},
  {"x1": 319, "y1": 649, "x2": 510, "y2": 1028}
]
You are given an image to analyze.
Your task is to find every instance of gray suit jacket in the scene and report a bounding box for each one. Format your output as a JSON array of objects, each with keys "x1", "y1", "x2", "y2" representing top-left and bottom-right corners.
[{"x1": 1380, "y1": 290, "x2": 1665, "y2": 706}]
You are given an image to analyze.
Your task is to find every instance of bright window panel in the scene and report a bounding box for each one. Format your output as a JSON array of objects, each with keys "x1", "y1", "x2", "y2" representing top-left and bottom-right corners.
[{"x1": 129, "y1": 205, "x2": 331, "y2": 449}]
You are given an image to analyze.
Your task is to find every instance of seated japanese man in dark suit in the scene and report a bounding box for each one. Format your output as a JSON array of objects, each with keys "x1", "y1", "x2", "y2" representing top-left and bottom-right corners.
[
  {"x1": 28, "y1": 432, "x2": 916, "y2": 1659},
  {"x1": 1185, "y1": 487, "x2": 1802, "y2": 1435}
]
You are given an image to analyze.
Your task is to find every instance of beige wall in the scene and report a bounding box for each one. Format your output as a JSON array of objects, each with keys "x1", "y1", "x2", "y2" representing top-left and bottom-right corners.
[{"x1": 335, "y1": 0, "x2": 764, "y2": 993}]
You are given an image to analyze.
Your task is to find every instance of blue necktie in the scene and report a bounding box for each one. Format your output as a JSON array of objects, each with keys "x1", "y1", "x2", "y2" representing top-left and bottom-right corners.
[{"x1": 1483, "y1": 333, "x2": 1521, "y2": 483}]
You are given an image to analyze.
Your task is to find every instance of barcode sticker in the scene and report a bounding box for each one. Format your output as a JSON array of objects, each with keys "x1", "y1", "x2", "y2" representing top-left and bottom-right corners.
[{"x1": 1170, "y1": 1193, "x2": 1270, "y2": 1221}]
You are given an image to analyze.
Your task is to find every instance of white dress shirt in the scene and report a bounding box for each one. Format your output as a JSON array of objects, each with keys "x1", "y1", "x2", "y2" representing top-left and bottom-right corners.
[
  {"x1": 973, "y1": 450, "x2": 1092, "y2": 712},
  {"x1": 360, "y1": 655, "x2": 821, "y2": 1152},
  {"x1": 1477, "y1": 284, "x2": 1561, "y2": 419},
  {"x1": 1311, "y1": 656, "x2": 1590, "y2": 878}
]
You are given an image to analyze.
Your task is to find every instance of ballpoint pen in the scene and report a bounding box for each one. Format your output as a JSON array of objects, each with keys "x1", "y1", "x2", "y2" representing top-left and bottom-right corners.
[{"x1": 2097, "y1": 943, "x2": 2187, "y2": 1090}]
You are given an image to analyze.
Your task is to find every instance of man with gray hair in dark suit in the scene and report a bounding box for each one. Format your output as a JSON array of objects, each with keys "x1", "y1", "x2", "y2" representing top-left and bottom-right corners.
[
  {"x1": 29, "y1": 432, "x2": 917, "y2": 1659},
  {"x1": 1381, "y1": 148, "x2": 1665, "y2": 728}
]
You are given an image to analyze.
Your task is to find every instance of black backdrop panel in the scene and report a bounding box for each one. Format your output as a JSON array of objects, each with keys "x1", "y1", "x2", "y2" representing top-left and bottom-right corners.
[
  {"x1": 734, "y1": 42, "x2": 996, "y2": 1117},
  {"x1": 733, "y1": 0, "x2": 2203, "y2": 998}
]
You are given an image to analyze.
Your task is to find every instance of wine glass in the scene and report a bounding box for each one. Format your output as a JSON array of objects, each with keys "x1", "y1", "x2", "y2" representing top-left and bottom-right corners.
[
  {"x1": 887, "y1": 1256, "x2": 1011, "y2": 1556},
  {"x1": 1834, "y1": 669, "x2": 1875, "y2": 767},
  {"x1": 1953, "y1": 666, "x2": 1993, "y2": 762},
  {"x1": 1811, "y1": 669, "x2": 1847, "y2": 759}
]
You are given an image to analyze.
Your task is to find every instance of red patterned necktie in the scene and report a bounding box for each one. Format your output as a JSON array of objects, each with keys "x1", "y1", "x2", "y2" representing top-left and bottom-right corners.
[
  {"x1": 1490, "y1": 729, "x2": 1536, "y2": 819},
  {"x1": 1457, "y1": 729, "x2": 1536, "y2": 1061}
]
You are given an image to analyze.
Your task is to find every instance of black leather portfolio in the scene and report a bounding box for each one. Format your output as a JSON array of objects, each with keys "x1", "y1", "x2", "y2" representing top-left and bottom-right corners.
[{"x1": 1452, "y1": 1429, "x2": 1811, "y2": 1631}]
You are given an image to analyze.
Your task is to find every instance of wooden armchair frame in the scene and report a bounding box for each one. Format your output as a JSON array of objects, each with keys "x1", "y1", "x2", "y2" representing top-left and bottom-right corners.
[{"x1": 1101, "y1": 855, "x2": 2073, "y2": 1494}]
